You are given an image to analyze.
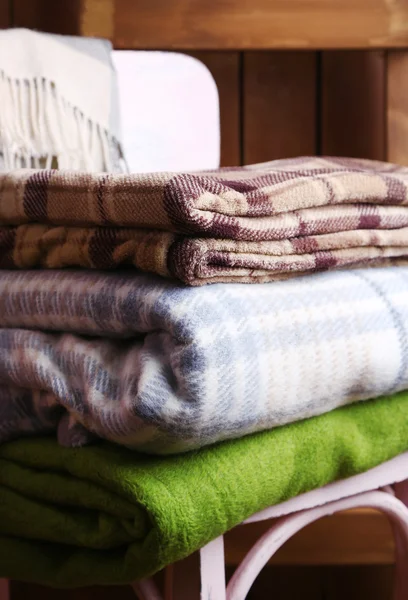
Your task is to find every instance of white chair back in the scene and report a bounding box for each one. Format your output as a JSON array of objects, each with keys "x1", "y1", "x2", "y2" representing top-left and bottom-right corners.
[{"x1": 113, "y1": 51, "x2": 220, "y2": 173}]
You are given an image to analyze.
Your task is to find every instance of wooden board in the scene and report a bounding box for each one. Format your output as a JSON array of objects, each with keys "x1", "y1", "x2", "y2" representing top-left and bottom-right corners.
[
  {"x1": 188, "y1": 52, "x2": 241, "y2": 166},
  {"x1": 12, "y1": 0, "x2": 112, "y2": 37},
  {"x1": 224, "y1": 509, "x2": 394, "y2": 566},
  {"x1": 321, "y1": 51, "x2": 386, "y2": 161},
  {"x1": 243, "y1": 52, "x2": 316, "y2": 164},
  {"x1": 77, "y1": 0, "x2": 408, "y2": 50},
  {"x1": 10, "y1": 0, "x2": 408, "y2": 50},
  {"x1": 12, "y1": 0, "x2": 81, "y2": 33},
  {"x1": 387, "y1": 51, "x2": 408, "y2": 165}
]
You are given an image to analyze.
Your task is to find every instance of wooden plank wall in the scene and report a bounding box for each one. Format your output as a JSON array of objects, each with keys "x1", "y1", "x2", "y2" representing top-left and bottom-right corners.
[
  {"x1": 6, "y1": 1, "x2": 389, "y2": 166},
  {"x1": 243, "y1": 52, "x2": 317, "y2": 163},
  {"x1": 322, "y1": 52, "x2": 386, "y2": 160},
  {"x1": 190, "y1": 49, "x2": 386, "y2": 166}
]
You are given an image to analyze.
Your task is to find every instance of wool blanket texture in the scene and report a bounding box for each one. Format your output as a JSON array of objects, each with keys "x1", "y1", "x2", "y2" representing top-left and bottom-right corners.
[
  {"x1": 1, "y1": 266, "x2": 408, "y2": 453},
  {"x1": 1, "y1": 157, "x2": 408, "y2": 284},
  {"x1": 0, "y1": 28, "x2": 124, "y2": 172},
  {"x1": 0, "y1": 391, "x2": 408, "y2": 587}
]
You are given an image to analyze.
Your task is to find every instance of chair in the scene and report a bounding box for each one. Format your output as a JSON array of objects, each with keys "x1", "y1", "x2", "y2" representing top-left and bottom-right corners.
[
  {"x1": 113, "y1": 50, "x2": 220, "y2": 173},
  {"x1": 130, "y1": 454, "x2": 408, "y2": 600}
]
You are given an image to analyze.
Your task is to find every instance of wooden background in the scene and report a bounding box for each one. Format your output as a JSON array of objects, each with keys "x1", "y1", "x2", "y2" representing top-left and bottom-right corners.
[
  {"x1": 3, "y1": 0, "x2": 407, "y2": 170},
  {"x1": 1, "y1": 0, "x2": 407, "y2": 598}
]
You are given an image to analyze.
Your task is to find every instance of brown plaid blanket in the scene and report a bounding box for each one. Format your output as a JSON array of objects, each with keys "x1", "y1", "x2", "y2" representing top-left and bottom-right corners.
[{"x1": 2, "y1": 156, "x2": 408, "y2": 284}]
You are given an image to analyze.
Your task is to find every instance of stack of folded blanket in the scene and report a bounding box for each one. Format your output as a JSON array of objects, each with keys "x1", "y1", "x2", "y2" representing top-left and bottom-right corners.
[{"x1": 1, "y1": 156, "x2": 408, "y2": 587}]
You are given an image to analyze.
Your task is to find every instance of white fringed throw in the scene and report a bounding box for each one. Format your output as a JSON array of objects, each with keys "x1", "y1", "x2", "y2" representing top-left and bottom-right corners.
[{"x1": 0, "y1": 28, "x2": 124, "y2": 172}]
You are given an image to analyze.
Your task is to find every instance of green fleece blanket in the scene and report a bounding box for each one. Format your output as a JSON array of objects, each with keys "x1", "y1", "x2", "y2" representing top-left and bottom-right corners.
[{"x1": 1, "y1": 392, "x2": 408, "y2": 588}]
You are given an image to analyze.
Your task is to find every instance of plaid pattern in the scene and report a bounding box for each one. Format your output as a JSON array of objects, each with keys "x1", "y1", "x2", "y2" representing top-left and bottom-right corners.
[
  {"x1": 2, "y1": 156, "x2": 408, "y2": 284},
  {"x1": 2, "y1": 266, "x2": 408, "y2": 453}
]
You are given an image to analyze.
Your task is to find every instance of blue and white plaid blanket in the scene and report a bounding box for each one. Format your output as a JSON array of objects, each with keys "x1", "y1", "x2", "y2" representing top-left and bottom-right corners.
[{"x1": 1, "y1": 266, "x2": 408, "y2": 453}]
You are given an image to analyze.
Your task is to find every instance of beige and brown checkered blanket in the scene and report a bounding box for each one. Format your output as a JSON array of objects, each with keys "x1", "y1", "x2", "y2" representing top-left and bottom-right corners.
[{"x1": 2, "y1": 156, "x2": 408, "y2": 284}]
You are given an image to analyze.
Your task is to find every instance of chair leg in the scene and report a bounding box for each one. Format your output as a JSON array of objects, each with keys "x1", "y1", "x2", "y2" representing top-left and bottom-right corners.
[
  {"x1": 225, "y1": 490, "x2": 408, "y2": 600},
  {"x1": 160, "y1": 537, "x2": 226, "y2": 600},
  {"x1": 200, "y1": 536, "x2": 226, "y2": 600}
]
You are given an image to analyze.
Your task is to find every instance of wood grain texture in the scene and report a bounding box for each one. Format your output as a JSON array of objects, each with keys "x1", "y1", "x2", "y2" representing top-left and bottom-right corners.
[
  {"x1": 225, "y1": 509, "x2": 394, "y2": 566},
  {"x1": 387, "y1": 51, "x2": 408, "y2": 165},
  {"x1": 322, "y1": 51, "x2": 386, "y2": 161},
  {"x1": 102, "y1": 0, "x2": 408, "y2": 50},
  {"x1": 243, "y1": 52, "x2": 316, "y2": 164},
  {"x1": 188, "y1": 52, "x2": 241, "y2": 166}
]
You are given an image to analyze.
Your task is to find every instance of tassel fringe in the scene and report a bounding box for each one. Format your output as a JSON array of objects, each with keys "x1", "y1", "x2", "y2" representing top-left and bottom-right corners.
[{"x1": 0, "y1": 70, "x2": 125, "y2": 173}]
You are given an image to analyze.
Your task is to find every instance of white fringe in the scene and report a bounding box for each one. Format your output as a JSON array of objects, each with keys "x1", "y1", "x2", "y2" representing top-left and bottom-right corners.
[{"x1": 0, "y1": 70, "x2": 126, "y2": 173}]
